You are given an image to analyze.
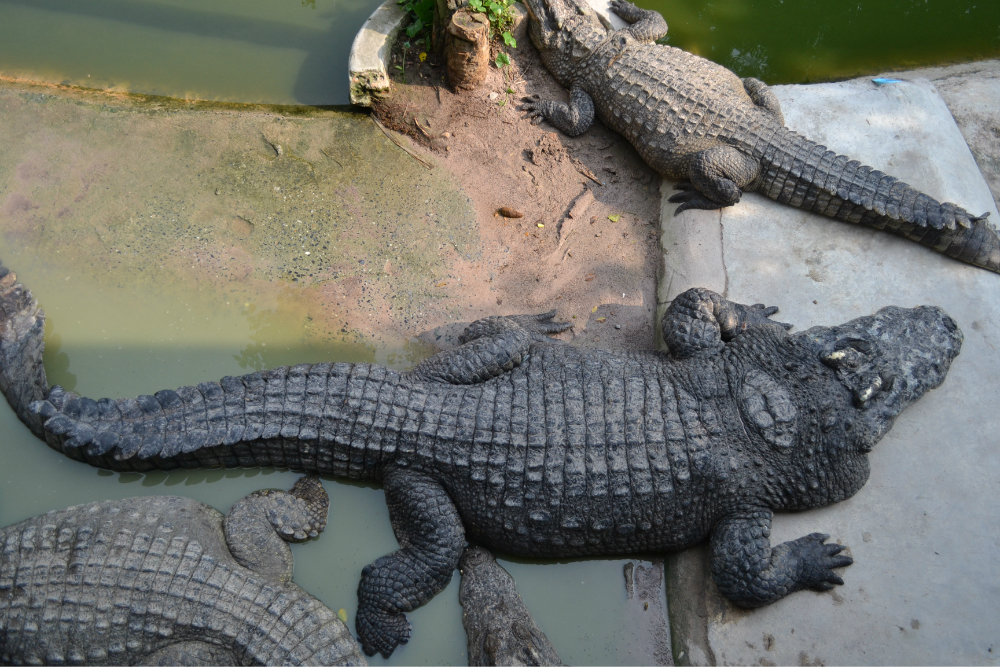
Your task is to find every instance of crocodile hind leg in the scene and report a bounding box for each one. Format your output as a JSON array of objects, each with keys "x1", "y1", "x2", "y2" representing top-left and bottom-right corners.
[
  {"x1": 663, "y1": 287, "x2": 791, "y2": 359},
  {"x1": 411, "y1": 311, "x2": 571, "y2": 384},
  {"x1": 519, "y1": 85, "x2": 595, "y2": 137},
  {"x1": 710, "y1": 509, "x2": 853, "y2": 607},
  {"x1": 224, "y1": 475, "x2": 329, "y2": 583},
  {"x1": 356, "y1": 467, "x2": 466, "y2": 657},
  {"x1": 609, "y1": 0, "x2": 668, "y2": 42},
  {"x1": 668, "y1": 145, "x2": 762, "y2": 214},
  {"x1": 743, "y1": 77, "x2": 784, "y2": 125}
]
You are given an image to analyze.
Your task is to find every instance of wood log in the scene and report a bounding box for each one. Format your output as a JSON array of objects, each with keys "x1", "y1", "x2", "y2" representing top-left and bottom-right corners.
[{"x1": 446, "y1": 10, "x2": 489, "y2": 91}]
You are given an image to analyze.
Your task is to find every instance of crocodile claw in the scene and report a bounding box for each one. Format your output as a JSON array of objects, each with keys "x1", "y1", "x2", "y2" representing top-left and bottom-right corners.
[
  {"x1": 511, "y1": 310, "x2": 573, "y2": 337},
  {"x1": 518, "y1": 95, "x2": 547, "y2": 124},
  {"x1": 668, "y1": 182, "x2": 729, "y2": 214},
  {"x1": 792, "y1": 533, "x2": 853, "y2": 592},
  {"x1": 745, "y1": 303, "x2": 792, "y2": 330},
  {"x1": 356, "y1": 606, "x2": 411, "y2": 658}
]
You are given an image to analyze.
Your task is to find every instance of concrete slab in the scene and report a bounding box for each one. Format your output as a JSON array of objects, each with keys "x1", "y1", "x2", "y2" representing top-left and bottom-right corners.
[
  {"x1": 660, "y1": 76, "x2": 1000, "y2": 665},
  {"x1": 885, "y1": 60, "x2": 1000, "y2": 210},
  {"x1": 348, "y1": 0, "x2": 407, "y2": 106}
]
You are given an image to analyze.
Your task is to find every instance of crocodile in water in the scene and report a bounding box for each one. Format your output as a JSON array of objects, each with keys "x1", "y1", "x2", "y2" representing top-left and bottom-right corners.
[
  {"x1": 0, "y1": 261, "x2": 962, "y2": 657},
  {"x1": 0, "y1": 475, "x2": 366, "y2": 665}
]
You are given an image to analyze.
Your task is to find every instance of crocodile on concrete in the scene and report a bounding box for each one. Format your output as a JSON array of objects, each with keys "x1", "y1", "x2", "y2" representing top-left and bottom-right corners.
[
  {"x1": 517, "y1": 0, "x2": 1000, "y2": 274},
  {"x1": 0, "y1": 475, "x2": 366, "y2": 666},
  {"x1": 0, "y1": 259, "x2": 962, "y2": 658},
  {"x1": 458, "y1": 546, "x2": 564, "y2": 666}
]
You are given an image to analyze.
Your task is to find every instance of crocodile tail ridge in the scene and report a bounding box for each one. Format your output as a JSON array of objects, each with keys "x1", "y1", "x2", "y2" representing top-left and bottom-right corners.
[
  {"x1": 753, "y1": 126, "x2": 1000, "y2": 273},
  {"x1": 0, "y1": 260, "x2": 50, "y2": 437}
]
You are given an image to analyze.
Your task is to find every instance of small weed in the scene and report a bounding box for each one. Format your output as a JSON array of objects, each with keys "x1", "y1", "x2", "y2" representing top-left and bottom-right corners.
[
  {"x1": 495, "y1": 52, "x2": 511, "y2": 69},
  {"x1": 468, "y1": 0, "x2": 517, "y2": 40},
  {"x1": 398, "y1": 0, "x2": 434, "y2": 39}
]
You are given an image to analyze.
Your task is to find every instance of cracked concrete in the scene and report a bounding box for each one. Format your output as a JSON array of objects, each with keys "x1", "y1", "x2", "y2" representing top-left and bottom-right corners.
[{"x1": 658, "y1": 65, "x2": 1000, "y2": 665}]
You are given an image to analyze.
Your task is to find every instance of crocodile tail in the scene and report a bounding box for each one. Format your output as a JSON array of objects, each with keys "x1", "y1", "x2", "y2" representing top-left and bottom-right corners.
[
  {"x1": 0, "y1": 261, "x2": 50, "y2": 438},
  {"x1": 28, "y1": 361, "x2": 399, "y2": 475},
  {"x1": 753, "y1": 127, "x2": 1000, "y2": 273}
]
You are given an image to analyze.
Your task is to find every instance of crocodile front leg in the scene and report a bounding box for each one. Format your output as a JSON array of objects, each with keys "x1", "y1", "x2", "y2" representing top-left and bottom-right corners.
[
  {"x1": 519, "y1": 85, "x2": 595, "y2": 136},
  {"x1": 668, "y1": 145, "x2": 762, "y2": 214},
  {"x1": 410, "y1": 311, "x2": 571, "y2": 384},
  {"x1": 663, "y1": 287, "x2": 790, "y2": 359},
  {"x1": 356, "y1": 467, "x2": 466, "y2": 658},
  {"x1": 710, "y1": 510, "x2": 853, "y2": 607},
  {"x1": 609, "y1": 0, "x2": 668, "y2": 43}
]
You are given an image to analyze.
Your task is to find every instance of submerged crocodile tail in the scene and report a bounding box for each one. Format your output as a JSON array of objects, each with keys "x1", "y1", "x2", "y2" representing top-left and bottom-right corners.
[
  {"x1": 28, "y1": 361, "x2": 400, "y2": 475},
  {"x1": 0, "y1": 260, "x2": 50, "y2": 437},
  {"x1": 753, "y1": 127, "x2": 1000, "y2": 273}
]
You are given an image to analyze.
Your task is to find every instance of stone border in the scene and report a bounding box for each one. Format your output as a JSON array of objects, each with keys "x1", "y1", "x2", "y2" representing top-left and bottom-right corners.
[{"x1": 348, "y1": 0, "x2": 408, "y2": 107}]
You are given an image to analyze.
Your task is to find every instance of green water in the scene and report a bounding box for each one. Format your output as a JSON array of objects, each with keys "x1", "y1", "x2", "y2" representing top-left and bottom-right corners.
[
  {"x1": 0, "y1": 86, "x2": 667, "y2": 665},
  {"x1": 644, "y1": 0, "x2": 1000, "y2": 84},
  {"x1": 0, "y1": 213, "x2": 655, "y2": 667},
  {"x1": 0, "y1": 0, "x2": 384, "y2": 105},
  {"x1": 1, "y1": 0, "x2": 998, "y2": 106}
]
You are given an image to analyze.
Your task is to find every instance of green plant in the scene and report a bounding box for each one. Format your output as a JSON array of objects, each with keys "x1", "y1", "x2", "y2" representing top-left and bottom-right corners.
[
  {"x1": 398, "y1": 0, "x2": 434, "y2": 39},
  {"x1": 468, "y1": 0, "x2": 517, "y2": 40},
  {"x1": 495, "y1": 52, "x2": 510, "y2": 68}
]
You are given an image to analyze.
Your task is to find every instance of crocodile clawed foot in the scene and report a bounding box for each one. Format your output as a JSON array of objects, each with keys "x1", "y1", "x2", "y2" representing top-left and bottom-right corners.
[
  {"x1": 608, "y1": 0, "x2": 641, "y2": 19},
  {"x1": 518, "y1": 95, "x2": 547, "y2": 124},
  {"x1": 668, "y1": 182, "x2": 728, "y2": 214},
  {"x1": 744, "y1": 303, "x2": 793, "y2": 330},
  {"x1": 356, "y1": 606, "x2": 412, "y2": 659},
  {"x1": 717, "y1": 302, "x2": 791, "y2": 339},
  {"x1": 791, "y1": 533, "x2": 854, "y2": 592},
  {"x1": 510, "y1": 310, "x2": 573, "y2": 338}
]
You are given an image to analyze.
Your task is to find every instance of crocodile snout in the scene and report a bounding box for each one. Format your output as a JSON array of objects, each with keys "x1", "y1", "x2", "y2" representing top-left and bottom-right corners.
[{"x1": 799, "y1": 304, "x2": 962, "y2": 450}]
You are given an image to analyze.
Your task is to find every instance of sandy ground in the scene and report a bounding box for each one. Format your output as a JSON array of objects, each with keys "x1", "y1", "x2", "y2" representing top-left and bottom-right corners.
[{"x1": 373, "y1": 37, "x2": 662, "y2": 351}]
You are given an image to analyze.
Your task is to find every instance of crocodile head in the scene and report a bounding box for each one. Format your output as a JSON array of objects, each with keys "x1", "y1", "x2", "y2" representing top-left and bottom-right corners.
[
  {"x1": 522, "y1": 0, "x2": 611, "y2": 87},
  {"x1": 735, "y1": 304, "x2": 961, "y2": 509},
  {"x1": 796, "y1": 304, "x2": 963, "y2": 454}
]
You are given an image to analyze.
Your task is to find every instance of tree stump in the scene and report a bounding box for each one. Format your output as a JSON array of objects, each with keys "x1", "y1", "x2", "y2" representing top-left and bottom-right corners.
[{"x1": 446, "y1": 10, "x2": 489, "y2": 91}]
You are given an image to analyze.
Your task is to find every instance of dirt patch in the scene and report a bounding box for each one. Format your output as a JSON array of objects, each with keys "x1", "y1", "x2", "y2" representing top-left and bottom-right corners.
[{"x1": 372, "y1": 35, "x2": 661, "y2": 351}]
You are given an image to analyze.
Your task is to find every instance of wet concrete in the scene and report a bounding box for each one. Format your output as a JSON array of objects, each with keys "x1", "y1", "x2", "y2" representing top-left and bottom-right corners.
[{"x1": 0, "y1": 80, "x2": 478, "y2": 355}]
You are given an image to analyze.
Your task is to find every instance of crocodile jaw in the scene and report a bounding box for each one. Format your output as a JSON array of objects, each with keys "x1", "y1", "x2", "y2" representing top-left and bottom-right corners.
[{"x1": 797, "y1": 305, "x2": 963, "y2": 452}]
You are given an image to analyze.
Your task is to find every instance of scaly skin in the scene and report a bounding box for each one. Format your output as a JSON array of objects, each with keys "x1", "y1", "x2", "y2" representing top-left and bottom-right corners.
[
  {"x1": 0, "y1": 261, "x2": 963, "y2": 657},
  {"x1": 518, "y1": 0, "x2": 1000, "y2": 273},
  {"x1": 459, "y1": 546, "x2": 564, "y2": 666},
  {"x1": 0, "y1": 476, "x2": 366, "y2": 666}
]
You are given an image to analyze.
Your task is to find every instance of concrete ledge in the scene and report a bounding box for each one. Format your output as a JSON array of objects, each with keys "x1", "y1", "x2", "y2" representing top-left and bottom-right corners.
[
  {"x1": 348, "y1": 0, "x2": 408, "y2": 107},
  {"x1": 660, "y1": 73, "x2": 1000, "y2": 665}
]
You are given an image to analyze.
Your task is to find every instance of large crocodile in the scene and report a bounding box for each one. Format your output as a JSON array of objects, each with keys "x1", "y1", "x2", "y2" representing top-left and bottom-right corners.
[
  {"x1": 0, "y1": 475, "x2": 366, "y2": 666},
  {"x1": 0, "y1": 261, "x2": 962, "y2": 657},
  {"x1": 518, "y1": 0, "x2": 1000, "y2": 274}
]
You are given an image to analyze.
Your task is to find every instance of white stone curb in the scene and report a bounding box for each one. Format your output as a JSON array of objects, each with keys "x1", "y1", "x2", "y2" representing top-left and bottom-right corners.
[{"x1": 348, "y1": 0, "x2": 408, "y2": 107}]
